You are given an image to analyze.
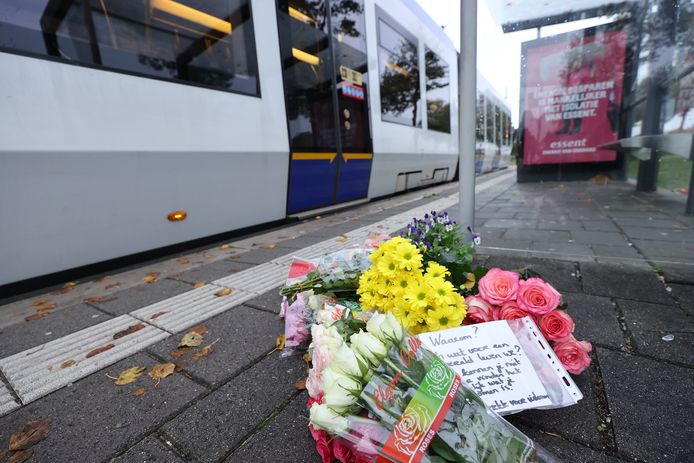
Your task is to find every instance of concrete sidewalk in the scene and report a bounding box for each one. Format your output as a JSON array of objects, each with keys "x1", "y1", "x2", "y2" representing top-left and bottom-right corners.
[{"x1": 0, "y1": 171, "x2": 692, "y2": 463}]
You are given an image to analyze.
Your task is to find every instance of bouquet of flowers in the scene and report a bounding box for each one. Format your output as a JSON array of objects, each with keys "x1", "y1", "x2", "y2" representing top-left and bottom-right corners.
[
  {"x1": 308, "y1": 313, "x2": 558, "y2": 463},
  {"x1": 464, "y1": 268, "x2": 592, "y2": 374}
]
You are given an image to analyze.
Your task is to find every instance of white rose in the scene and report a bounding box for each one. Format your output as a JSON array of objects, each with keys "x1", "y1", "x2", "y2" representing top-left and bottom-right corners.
[
  {"x1": 330, "y1": 342, "x2": 366, "y2": 379},
  {"x1": 323, "y1": 380, "x2": 359, "y2": 412},
  {"x1": 350, "y1": 330, "x2": 387, "y2": 366},
  {"x1": 366, "y1": 312, "x2": 403, "y2": 344},
  {"x1": 313, "y1": 325, "x2": 343, "y2": 353},
  {"x1": 309, "y1": 403, "x2": 349, "y2": 434},
  {"x1": 322, "y1": 367, "x2": 362, "y2": 392}
]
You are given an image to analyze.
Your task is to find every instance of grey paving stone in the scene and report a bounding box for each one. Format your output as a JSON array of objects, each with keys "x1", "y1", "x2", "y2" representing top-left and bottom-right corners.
[
  {"x1": 483, "y1": 218, "x2": 538, "y2": 229},
  {"x1": 570, "y1": 231, "x2": 628, "y2": 246},
  {"x1": 532, "y1": 241, "x2": 594, "y2": 258},
  {"x1": 580, "y1": 220, "x2": 621, "y2": 232},
  {"x1": 227, "y1": 245, "x2": 297, "y2": 265},
  {"x1": 482, "y1": 256, "x2": 581, "y2": 293},
  {"x1": 562, "y1": 293, "x2": 624, "y2": 350},
  {"x1": 503, "y1": 230, "x2": 571, "y2": 242},
  {"x1": 168, "y1": 260, "x2": 256, "y2": 285},
  {"x1": 580, "y1": 262, "x2": 672, "y2": 304},
  {"x1": 518, "y1": 427, "x2": 621, "y2": 463},
  {"x1": 668, "y1": 283, "x2": 694, "y2": 315},
  {"x1": 510, "y1": 371, "x2": 602, "y2": 448},
  {"x1": 474, "y1": 228, "x2": 506, "y2": 241},
  {"x1": 0, "y1": 353, "x2": 206, "y2": 462},
  {"x1": 162, "y1": 352, "x2": 305, "y2": 463},
  {"x1": 0, "y1": 303, "x2": 111, "y2": 357},
  {"x1": 114, "y1": 436, "x2": 185, "y2": 462},
  {"x1": 598, "y1": 348, "x2": 694, "y2": 463},
  {"x1": 658, "y1": 263, "x2": 694, "y2": 284},
  {"x1": 620, "y1": 226, "x2": 694, "y2": 242},
  {"x1": 147, "y1": 305, "x2": 283, "y2": 386},
  {"x1": 225, "y1": 392, "x2": 320, "y2": 463},
  {"x1": 590, "y1": 244, "x2": 643, "y2": 259},
  {"x1": 538, "y1": 219, "x2": 584, "y2": 231},
  {"x1": 275, "y1": 233, "x2": 334, "y2": 249},
  {"x1": 614, "y1": 217, "x2": 687, "y2": 229},
  {"x1": 615, "y1": 299, "x2": 694, "y2": 365},
  {"x1": 245, "y1": 286, "x2": 285, "y2": 314},
  {"x1": 632, "y1": 239, "x2": 694, "y2": 260},
  {"x1": 90, "y1": 279, "x2": 193, "y2": 315}
]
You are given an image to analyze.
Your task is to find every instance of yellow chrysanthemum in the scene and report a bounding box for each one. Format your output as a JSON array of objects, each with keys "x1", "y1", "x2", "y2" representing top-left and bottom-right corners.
[
  {"x1": 391, "y1": 274, "x2": 418, "y2": 296},
  {"x1": 403, "y1": 283, "x2": 429, "y2": 310},
  {"x1": 427, "y1": 277, "x2": 457, "y2": 306},
  {"x1": 393, "y1": 241, "x2": 423, "y2": 272},
  {"x1": 425, "y1": 304, "x2": 464, "y2": 331},
  {"x1": 376, "y1": 254, "x2": 399, "y2": 278},
  {"x1": 426, "y1": 262, "x2": 450, "y2": 279}
]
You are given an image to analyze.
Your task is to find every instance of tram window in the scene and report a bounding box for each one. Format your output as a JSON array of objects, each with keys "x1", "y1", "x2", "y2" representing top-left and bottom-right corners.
[
  {"x1": 376, "y1": 13, "x2": 421, "y2": 127},
  {"x1": 495, "y1": 106, "x2": 501, "y2": 146},
  {"x1": 425, "y1": 47, "x2": 450, "y2": 133},
  {"x1": 485, "y1": 101, "x2": 494, "y2": 142},
  {"x1": 0, "y1": 0, "x2": 260, "y2": 96},
  {"x1": 476, "y1": 94, "x2": 485, "y2": 141}
]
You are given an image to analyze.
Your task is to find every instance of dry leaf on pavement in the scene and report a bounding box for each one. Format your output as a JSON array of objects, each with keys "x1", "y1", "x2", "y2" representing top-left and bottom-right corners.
[
  {"x1": 190, "y1": 325, "x2": 208, "y2": 335},
  {"x1": 336, "y1": 235, "x2": 349, "y2": 242},
  {"x1": 86, "y1": 343, "x2": 115, "y2": 358},
  {"x1": 192, "y1": 281, "x2": 205, "y2": 289},
  {"x1": 34, "y1": 302, "x2": 57, "y2": 311},
  {"x1": 275, "y1": 334, "x2": 285, "y2": 351},
  {"x1": 170, "y1": 350, "x2": 186, "y2": 357},
  {"x1": 7, "y1": 449, "x2": 34, "y2": 463},
  {"x1": 109, "y1": 366, "x2": 146, "y2": 385},
  {"x1": 105, "y1": 283, "x2": 121, "y2": 290},
  {"x1": 25, "y1": 313, "x2": 49, "y2": 322},
  {"x1": 219, "y1": 243, "x2": 231, "y2": 249},
  {"x1": 295, "y1": 378, "x2": 307, "y2": 390},
  {"x1": 214, "y1": 288, "x2": 232, "y2": 297},
  {"x1": 113, "y1": 323, "x2": 145, "y2": 340},
  {"x1": 60, "y1": 359, "x2": 76, "y2": 369},
  {"x1": 148, "y1": 363, "x2": 175, "y2": 386},
  {"x1": 143, "y1": 273, "x2": 159, "y2": 284},
  {"x1": 192, "y1": 338, "x2": 220, "y2": 361},
  {"x1": 133, "y1": 387, "x2": 146, "y2": 397},
  {"x1": 177, "y1": 257, "x2": 190, "y2": 265},
  {"x1": 302, "y1": 352, "x2": 312, "y2": 364},
  {"x1": 178, "y1": 331, "x2": 203, "y2": 348},
  {"x1": 9, "y1": 418, "x2": 52, "y2": 450},
  {"x1": 261, "y1": 243, "x2": 277, "y2": 249}
]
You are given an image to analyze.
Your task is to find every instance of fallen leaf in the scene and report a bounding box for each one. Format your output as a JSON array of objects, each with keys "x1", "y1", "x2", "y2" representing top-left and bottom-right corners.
[
  {"x1": 7, "y1": 449, "x2": 33, "y2": 463},
  {"x1": 105, "y1": 283, "x2": 121, "y2": 290},
  {"x1": 47, "y1": 365, "x2": 53, "y2": 372},
  {"x1": 83, "y1": 295, "x2": 117, "y2": 304},
  {"x1": 25, "y1": 313, "x2": 49, "y2": 322},
  {"x1": 112, "y1": 366, "x2": 146, "y2": 385},
  {"x1": 275, "y1": 334, "x2": 285, "y2": 351},
  {"x1": 149, "y1": 311, "x2": 169, "y2": 320},
  {"x1": 179, "y1": 331, "x2": 204, "y2": 348},
  {"x1": 9, "y1": 418, "x2": 52, "y2": 450},
  {"x1": 60, "y1": 359, "x2": 76, "y2": 369},
  {"x1": 192, "y1": 338, "x2": 220, "y2": 361},
  {"x1": 215, "y1": 288, "x2": 232, "y2": 297},
  {"x1": 302, "y1": 352, "x2": 312, "y2": 364},
  {"x1": 177, "y1": 257, "x2": 190, "y2": 265},
  {"x1": 133, "y1": 387, "x2": 145, "y2": 397},
  {"x1": 35, "y1": 302, "x2": 57, "y2": 312},
  {"x1": 98, "y1": 275, "x2": 111, "y2": 283},
  {"x1": 86, "y1": 343, "x2": 115, "y2": 358},
  {"x1": 113, "y1": 323, "x2": 145, "y2": 340},
  {"x1": 202, "y1": 251, "x2": 214, "y2": 260},
  {"x1": 219, "y1": 243, "x2": 231, "y2": 249},
  {"x1": 190, "y1": 325, "x2": 209, "y2": 335},
  {"x1": 261, "y1": 243, "x2": 277, "y2": 249},
  {"x1": 336, "y1": 235, "x2": 349, "y2": 242},
  {"x1": 295, "y1": 377, "x2": 307, "y2": 390},
  {"x1": 32, "y1": 299, "x2": 50, "y2": 307},
  {"x1": 170, "y1": 350, "x2": 186, "y2": 357},
  {"x1": 148, "y1": 363, "x2": 175, "y2": 385},
  {"x1": 173, "y1": 359, "x2": 189, "y2": 372},
  {"x1": 64, "y1": 281, "x2": 77, "y2": 289},
  {"x1": 192, "y1": 281, "x2": 205, "y2": 289},
  {"x1": 143, "y1": 273, "x2": 159, "y2": 284}
]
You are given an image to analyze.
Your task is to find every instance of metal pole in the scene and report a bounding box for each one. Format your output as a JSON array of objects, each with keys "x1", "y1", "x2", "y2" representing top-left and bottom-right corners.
[{"x1": 458, "y1": 0, "x2": 477, "y2": 230}]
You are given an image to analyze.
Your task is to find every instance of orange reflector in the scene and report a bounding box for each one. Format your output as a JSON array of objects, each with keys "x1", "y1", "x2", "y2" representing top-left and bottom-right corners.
[{"x1": 168, "y1": 211, "x2": 188, "y2": 222}]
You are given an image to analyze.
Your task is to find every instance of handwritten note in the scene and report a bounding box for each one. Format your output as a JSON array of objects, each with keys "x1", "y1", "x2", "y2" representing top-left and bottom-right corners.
[{"x1": 419, "y1": 321, "x2": 552, "y2": 414}]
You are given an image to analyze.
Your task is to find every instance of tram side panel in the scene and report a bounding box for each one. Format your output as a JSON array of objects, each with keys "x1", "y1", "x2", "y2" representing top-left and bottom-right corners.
[
  {"x1": 364, "y1": 0, "x2": 460, "y2": 199},
  {"x1": 0, "y1": 0, "x2": 289, "y2": 286}
]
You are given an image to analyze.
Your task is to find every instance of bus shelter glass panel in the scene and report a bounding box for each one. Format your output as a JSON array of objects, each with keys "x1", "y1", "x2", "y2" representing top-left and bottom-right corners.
[{"x1": 425, "y1": 47, "x2": 451, "y2": 133}]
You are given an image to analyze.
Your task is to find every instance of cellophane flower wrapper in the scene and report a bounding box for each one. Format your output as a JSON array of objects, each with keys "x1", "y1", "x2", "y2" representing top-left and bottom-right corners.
[
  {"x1": 352, "y1": 332, "x2": 558, "y2": 463},
  {"x1": 282, "y1": 291, "x2": 312, "y2": 356}
]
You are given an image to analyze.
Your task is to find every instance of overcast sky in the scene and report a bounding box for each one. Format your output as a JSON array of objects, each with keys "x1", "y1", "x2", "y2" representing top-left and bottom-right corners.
[{"x1": 416, "y1": 1, "x2": 612, "y2": 126}]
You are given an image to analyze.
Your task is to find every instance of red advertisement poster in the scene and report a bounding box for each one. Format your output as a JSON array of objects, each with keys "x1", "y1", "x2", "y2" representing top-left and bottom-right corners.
[{"x1": 521, "y1": 26, "x2": 629, "y2": 165}]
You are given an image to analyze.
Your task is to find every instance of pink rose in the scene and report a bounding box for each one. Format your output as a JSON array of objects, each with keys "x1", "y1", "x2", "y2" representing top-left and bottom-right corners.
[
  {"x1": 516, "y1": 278, "x2": 561, "y2": 315},
  {"x1": 332, "y1": 438, "x2": 354, "y2": 463},
  {"x1": 310, "y1": 426, "x2": 334, "y2": 463},
  {"x1": 553, "y1": 337, "x2": 592, "y2": 374},
  {"x1": 478, "y1": 268, "x2": 520, "y2": 305},
  {"x1": 463, "y1": 295, "x2": 494, "y2": 324},
  {"x1": 306, "y1": 369, "x2": 323, "y2": 399},
  {"x1": 539, "y1": 310, "x2": 575, "y2": 341},
  {"x1": 493, "y1": 302, "x2": 529, "y2": 321}
]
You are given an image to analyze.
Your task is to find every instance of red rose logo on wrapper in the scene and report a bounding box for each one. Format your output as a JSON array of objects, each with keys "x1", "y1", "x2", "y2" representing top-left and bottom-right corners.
[{"x1": 393, "y1": 402, "x2": 432, "y2": 457}]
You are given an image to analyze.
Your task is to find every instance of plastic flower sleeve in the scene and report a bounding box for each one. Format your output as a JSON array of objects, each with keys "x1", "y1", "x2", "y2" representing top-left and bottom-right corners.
[
  {"x1": 281, "y1": 291, "x2": 312, "y2": 356},
  {"x1": 353, "y1": 332, "x2": 559, "y2": 463}
]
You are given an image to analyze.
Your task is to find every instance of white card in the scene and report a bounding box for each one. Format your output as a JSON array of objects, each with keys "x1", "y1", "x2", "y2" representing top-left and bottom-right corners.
[{"x1": 419, "y1": 320, "x2": 554, "y2": 414}]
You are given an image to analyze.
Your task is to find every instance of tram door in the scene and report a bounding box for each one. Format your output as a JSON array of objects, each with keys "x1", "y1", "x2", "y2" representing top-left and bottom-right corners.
[{"x1": 277, "y1": 0, "x2": 373, "y2": 214}]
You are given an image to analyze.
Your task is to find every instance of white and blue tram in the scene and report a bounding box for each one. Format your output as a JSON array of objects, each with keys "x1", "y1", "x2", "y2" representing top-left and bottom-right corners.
[{"x1": 0, "y1": 0, "x2": 510, "y2": 287}]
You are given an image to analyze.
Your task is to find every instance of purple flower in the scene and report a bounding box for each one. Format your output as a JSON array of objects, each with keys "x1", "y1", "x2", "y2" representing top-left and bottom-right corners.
[
  {"x1": 412, "y1": 237, "x2": 420, "y2": 243},
  {"x1": 424, "y1": 241, "x2": 431, "y2": 248}
]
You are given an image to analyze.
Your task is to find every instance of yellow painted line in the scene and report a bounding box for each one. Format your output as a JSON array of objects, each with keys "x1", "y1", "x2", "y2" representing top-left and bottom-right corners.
[
  {"x1": 292, "y1": 152, "x2": 337, "y2": 162},
  {"x1": 342, "y1": 153, "x2": 373, "y2": 162}
]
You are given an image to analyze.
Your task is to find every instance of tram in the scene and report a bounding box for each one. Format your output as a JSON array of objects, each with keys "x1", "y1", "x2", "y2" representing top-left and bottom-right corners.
[{"x1": 0, "y1": 0, "x2": 510, "y2": 287}]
